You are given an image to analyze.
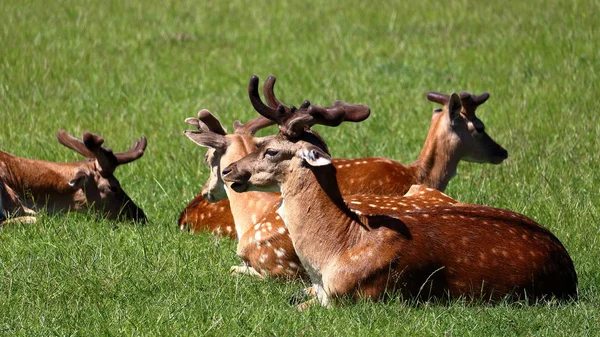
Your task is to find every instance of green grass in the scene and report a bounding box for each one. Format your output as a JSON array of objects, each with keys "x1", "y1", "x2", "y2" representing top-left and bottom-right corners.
[{"x1": 1, "y1": 0, "x2": 599, "y2": 335}]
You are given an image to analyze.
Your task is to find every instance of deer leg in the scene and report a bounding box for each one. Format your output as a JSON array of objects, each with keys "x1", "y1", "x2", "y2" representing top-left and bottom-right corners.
[
  {"x1": 2, "y1": 216, "x2": 38, "y2": 225},
  {"x1": 0, "y1": 182, "x2": 38, "y2": 225},
  {"x1": 1, "y1": 183, "x2": 34, "y2": 216},
  {"x1": 229, "y1": 264, "x2": 265, "y2": 279},
  {"x1": 296, "y1": 297, "x2": 319, "y2": 311}
]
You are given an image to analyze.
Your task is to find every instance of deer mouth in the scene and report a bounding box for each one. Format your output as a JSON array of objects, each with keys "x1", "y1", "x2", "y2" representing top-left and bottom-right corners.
[
  {"x1": 490, "y1": 156, "x2": 507, "y2": 164},
  {"x1": 230, "y1": 182, "x2": 249, "y2": 193},
  {"x1": 490, "y1": 149, "x2": 509, "y2": 164}
]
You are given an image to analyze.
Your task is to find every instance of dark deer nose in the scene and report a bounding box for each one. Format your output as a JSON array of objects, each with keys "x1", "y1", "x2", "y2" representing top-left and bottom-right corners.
[
  {"x1": 221, "y1": 167, "x2": 233, "y2": 177},
  {"x1": 500, "y1": 148, "x2": 508, "y2": 159}
]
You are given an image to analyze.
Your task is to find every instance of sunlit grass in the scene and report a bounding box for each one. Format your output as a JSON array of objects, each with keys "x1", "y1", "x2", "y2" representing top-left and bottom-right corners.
[{"x1": 1, "y1": 0, "x2": 598, "y2": 335}]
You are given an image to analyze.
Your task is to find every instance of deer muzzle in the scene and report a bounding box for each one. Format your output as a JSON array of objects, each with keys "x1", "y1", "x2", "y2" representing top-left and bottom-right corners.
[{"x1": 222, "y1": 164, "x2": 251, "y2": 193}]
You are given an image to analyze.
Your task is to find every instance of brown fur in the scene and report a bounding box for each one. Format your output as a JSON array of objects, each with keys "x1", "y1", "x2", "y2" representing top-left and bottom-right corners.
[
  {"x1": 0, "y1": 135, "x2": 146, "y2": 223},
  {"x1": 179, "y1": 92, "x2": 507, "y2": 236},
  {"x1": 222, "y1": 133, "x2": 577, "y2": 307},
  {"x1": 178, "y1": 197, "x2": 235, "y2": 237},
  {"x1": 183, "y1": 120, "x2": 459, "y2": 280}
]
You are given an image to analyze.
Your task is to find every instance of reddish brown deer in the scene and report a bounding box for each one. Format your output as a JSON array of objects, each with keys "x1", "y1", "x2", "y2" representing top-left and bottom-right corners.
[
  {"x1": 184, "y1": 108, "x2": 458, "y2": 280},
  {"x1": 179, "y1": 75, "x2": 507, "y2": 236},
  {"x1": 221, "y1": 91, "x2": 577, "y2": 308},
  {"x1": 0, "y1": 130, "x2": 147, "y2": 224}
]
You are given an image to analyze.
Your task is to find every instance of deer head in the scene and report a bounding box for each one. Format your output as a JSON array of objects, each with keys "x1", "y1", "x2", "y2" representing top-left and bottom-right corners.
[
  {"x1": 223, "y1": 75, "x2": 370, "y2": 194},
  {"x1": 224, "y1": 132, "x2": 332, "y2": 194},
  {"x1": 183, "y1": 108, "x2": 276, "y2": 202},
  {"x1": 425, "y1": 91, "x2": 508, "y2": 164},
  {"x1": 56, "y1": 130, "x2": 147, "y2": 222}
]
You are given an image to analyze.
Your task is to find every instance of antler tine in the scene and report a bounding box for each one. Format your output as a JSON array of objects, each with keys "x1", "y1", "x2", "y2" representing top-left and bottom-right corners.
[
  {"x1": 197, "y1": 109, "x2": 227, "y2": 135},
  {"x1": 56, "y1": 130, "x2": 96, "y2": 158},
  {"x1": 264, "y1": 75, "x2": 289, "y2": 111},
  {"x1": 473, "y1": 92, "x2": 490, "y2": 105},
  {"x1": 82, "y1": 131, "x2": 105, "y2": 152},
  {"x1": 427, "y1": 92, "x2": 450, "y2": 105},
  {"x1": 459, "y1": 91, "x2": 490, "y2": 115},
  {"x1": 248, "y1": 75, "x2": 283, "y2": 123},
  {"x1": 185, "y1": 117, "x2": 208, "y2": 131},
  {"x1": 114, "y1": 136, "x2": 147, "y2": 165},
  {"x1": 233, "y1": 120, "x2": 244, "y2": 130},
  {"x1": 283, "y1": 101, "x2": 366, "y2": 137},
  {"x1": 233, "y1": 116, "x2": 276, "y2": 136},
  {"x1": 332, "y1": 101, "x2": 371, "y2": 122},
  {"x1": 80, "y1": 131, "x2": 118, "y2": 176}
]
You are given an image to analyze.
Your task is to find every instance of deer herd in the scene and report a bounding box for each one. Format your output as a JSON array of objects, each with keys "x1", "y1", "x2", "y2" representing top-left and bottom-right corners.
[{"x1": 2, "y1": 75, "x2": 577, "y2": 309}]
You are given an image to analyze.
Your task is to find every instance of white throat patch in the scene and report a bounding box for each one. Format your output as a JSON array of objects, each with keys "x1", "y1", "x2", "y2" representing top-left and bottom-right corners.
[{"x1": 276, "y1": 199, "x2": 286, "y2": 223}]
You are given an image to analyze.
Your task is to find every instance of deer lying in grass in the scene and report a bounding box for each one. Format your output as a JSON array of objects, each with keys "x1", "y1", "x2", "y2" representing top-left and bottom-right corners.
[
  {"x1": 183, "y1": 95, "x2": 458, "y2": 280},
  {"x1": 221, "y1": 91, "x2": 577, "y2": 308},
  {"x1": 178, "y1": 75, "x2": 507, "y2": 236},
  {"x1": 0, "y1": 130, "x2": 147, "y2": 224}
]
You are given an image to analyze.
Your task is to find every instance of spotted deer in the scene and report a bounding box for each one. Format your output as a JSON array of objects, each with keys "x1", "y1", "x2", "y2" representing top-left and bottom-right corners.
[
  {"x1": 221, "y1": 91, "x2": 578, "y2": 308},
  {"x1": 179, "y1": 75, "x2": 507, "y2": 236},
  {"x1": 0, "y1": 130, "x2": 147, "y2": 224},
  {"x1": 178, "y1": 197, "x2": 235, "y2": 236},
  {"x1": 183, "y1": 88, "x2": 458, "y2": 280}
]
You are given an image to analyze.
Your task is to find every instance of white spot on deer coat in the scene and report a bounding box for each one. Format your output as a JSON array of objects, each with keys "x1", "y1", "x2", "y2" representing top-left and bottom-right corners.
[{"x1": 274, "y1": 248, "x2": 286, "y2": 257}]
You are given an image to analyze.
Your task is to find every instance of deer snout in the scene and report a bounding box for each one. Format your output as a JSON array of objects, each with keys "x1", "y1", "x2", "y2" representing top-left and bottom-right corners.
[
  {"x1": 133, "y1": 209, "x2": 147, "y2": 223},
  {"x1": 222, "y1": 164, "x2": 251, "y2": 193},
  {"x1": 116, "y1": 206, "x2": 147, "y2": 223},
  {"x1": 498, "y1": 147, "x2": 508, "y2": 160},
  {"x1": 489, "y1": 145, "x2": 508, "y2": 164}
]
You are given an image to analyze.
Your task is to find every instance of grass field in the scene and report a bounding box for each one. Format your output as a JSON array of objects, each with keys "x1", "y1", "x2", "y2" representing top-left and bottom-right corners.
[{"x1": 1, "y1": 0, "x2": 599, "y2": 335}]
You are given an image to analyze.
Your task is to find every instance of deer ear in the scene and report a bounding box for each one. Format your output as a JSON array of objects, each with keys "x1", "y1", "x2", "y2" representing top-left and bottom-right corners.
[
  {"x1": 299, "y1": 145, "x2": 332, "y2": 167},
  {"x1": 68, "y1": 169, "x2": 90, "y2": 189},
  {"x1": 448, "y1": 93, "x2": 462, "y2": 122},
  {"x1": 184, "y1": 130, "x2": 229, "y2": 151}
]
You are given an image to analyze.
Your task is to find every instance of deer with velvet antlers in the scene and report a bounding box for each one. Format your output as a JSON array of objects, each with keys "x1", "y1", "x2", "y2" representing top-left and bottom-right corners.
[
  {"x1": 183, "y1": 76, "x2": 459, "y2": 279},
  {"x1": 220, "y1": 82, "x2": 577, "y2": 308},
  {"x1": 179, "y1": 75, "x2": 507, "y2": 236},
  {"x1": 0, "y1": 130, "x2": 147, "y2": 224}
]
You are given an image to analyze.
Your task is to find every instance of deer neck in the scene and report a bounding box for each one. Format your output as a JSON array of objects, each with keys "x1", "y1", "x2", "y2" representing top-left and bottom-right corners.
[
  {"x1": 225, "y1": 184, "x2": 280, "y2": 240},
  {"x1": 411, "y1": 130, "x2": 461, "y2": 192},
  {"x1": 221, "y1": 136, "x2": 284, "y2": 239},
  {"x1": 279, "y1": 164, "x2": 359, "y2": 275}
]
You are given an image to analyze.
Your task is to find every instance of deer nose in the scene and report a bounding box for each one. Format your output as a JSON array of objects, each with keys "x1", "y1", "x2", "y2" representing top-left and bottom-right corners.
[
  {"x1": 499, "y1": 148, "x2": 508, "y2": 159},
  {"x1": 221, "y1": 167, "x2": 233, "y2": 177}
]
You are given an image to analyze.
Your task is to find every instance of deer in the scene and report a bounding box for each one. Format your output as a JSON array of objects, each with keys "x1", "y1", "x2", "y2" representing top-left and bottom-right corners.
[
  {"x1": 220, "y1": 89, "x2": 578, "y2": 308},
  {"x1": 178, "y1": 75, "x2": 507, "y2": 236},
  {"x1": 183, "y1": 82, "x2": 459, "y2": 280},
  {"x1": 178, "y1": 197, "x2": 235, "y2": 236},
  {"x1": 0, "y1": 130, "x2": 147, "y2": 224}
]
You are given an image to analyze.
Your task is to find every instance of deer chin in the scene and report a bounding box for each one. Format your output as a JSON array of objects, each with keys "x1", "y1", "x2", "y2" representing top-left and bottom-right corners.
[
  {"x1": 229, "y1": 182, "x2": 249, "y2": 193},
  {"x1": 489, "y1": 156, "x2": 507, "y2": 164}
]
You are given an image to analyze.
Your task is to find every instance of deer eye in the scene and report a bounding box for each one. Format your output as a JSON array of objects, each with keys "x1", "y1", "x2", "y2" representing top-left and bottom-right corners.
[{"x1": 265, "y1": 149, "x2": 279, "y2": 157}]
